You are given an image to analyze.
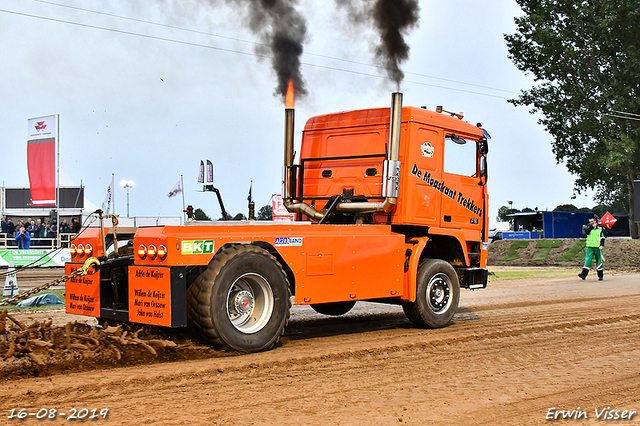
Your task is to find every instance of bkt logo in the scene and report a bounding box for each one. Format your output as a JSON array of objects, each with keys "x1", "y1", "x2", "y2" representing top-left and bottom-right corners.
[
  {"x1": 182, "y1": 240, "x2": 215, "y2": 254},
  {"x1": 275, "y1": 237, "x2": 303, "y2": 247}
]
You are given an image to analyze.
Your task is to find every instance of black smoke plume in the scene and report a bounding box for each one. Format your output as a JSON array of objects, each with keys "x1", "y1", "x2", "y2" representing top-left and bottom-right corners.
[
  {"x1": 224, "y1": 0, "x2": 308, "y2": 99},
  {"x1": 337, "y1": 0, "x2": 420, "y2": 86}
]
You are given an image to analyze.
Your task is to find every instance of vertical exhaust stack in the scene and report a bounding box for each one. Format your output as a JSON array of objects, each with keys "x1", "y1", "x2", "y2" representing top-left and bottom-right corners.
[
  {"x1": 283, "y1": 80, "x2": 324, "y2": 221},
  {"x1": 382, "y1": 92, "x2": 402, "y2": 202},
  {"x1": 283, "y1": 83, "x2": 295, "y2": 204}
]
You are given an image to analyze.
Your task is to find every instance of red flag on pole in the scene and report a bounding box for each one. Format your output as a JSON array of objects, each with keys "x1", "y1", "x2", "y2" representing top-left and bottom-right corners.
[
  {"x1": 598, "y1": 212, "x2": 617, "y2": 229},
  {"x1": 27, "y1": 115, "x2": 57, "y2": 206}
]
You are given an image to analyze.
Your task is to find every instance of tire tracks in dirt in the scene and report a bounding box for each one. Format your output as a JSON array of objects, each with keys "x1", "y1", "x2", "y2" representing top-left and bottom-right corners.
[{"x1": 1, "y1": 274, "x2": 639, "y2": 425}]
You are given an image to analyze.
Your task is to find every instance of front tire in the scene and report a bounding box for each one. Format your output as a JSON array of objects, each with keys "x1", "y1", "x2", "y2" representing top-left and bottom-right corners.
[
  {"x1": 187, "y1": 245, "x2": 291, "y2": 352},
  {"x1": 403, "y1": 259, "x2": 460, "y2": 328}
]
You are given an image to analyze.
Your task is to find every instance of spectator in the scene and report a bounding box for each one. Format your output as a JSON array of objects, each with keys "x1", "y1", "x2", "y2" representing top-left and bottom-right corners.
[
  {"x1": 46, "y1": 222, "x2": 57, "y2": 242},
  {"x1": 59, "y1": 219, "x2": 71, "y2": 234},
  {"x1": 36, "y1": 219, "x2": 46, "y2": 245},
  {"x1": 27, "y1": 220, "x2": 36, "y2": 237},
  {"x1": 72, "y1": 217, "x2": 82, "y2": 233},
  {"x1": 7, "y1": 218, "x2": 16, "y2": 237},
  {"x1": 1, "y1": 216, "x2": 7, "y2": 234},
  {"x1": 15, "y1": 226, "x2": 31, "y2": 249},
  {"x1": 1, "y1": 216, "x2": 7, "y2": 248}
]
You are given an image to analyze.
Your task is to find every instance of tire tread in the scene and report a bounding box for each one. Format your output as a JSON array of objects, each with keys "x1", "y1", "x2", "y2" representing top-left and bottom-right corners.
[{"x1": 187, "y1": 244, "x2": 291, "y2": 351}]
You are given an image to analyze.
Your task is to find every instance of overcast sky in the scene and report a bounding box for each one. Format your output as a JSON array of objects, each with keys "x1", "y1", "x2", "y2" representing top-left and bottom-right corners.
[{"x1": 0, "y1": 0, "x2": 596, "y2": 223}]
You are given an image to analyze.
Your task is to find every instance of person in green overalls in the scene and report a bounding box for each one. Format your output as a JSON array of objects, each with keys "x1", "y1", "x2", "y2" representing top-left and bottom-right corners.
[{"x1": 578, "y1": 216, "x2": 605, "y2": 281}]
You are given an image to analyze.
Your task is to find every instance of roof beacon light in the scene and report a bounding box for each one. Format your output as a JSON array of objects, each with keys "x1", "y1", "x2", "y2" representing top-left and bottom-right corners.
[{"x1": 435, "y1": 106, "x2": 464, "y2": 120}]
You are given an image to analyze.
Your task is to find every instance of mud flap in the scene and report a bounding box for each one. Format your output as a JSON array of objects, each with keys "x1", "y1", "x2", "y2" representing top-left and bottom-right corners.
[
  {"x1": 65, "y1": 262, "x2": 100, "y2": 317},
  {"x1": 128, "y1": 266, "x2": 187, "y2": 328},
  {"x1": 457, "y1": 267, "x2": 488, "y2": 289}
]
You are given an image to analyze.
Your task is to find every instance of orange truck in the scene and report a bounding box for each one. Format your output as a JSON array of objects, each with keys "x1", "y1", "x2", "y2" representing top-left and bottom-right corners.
[{"x1": 65, "y1": 92, "x2": 489, "y2": 352}]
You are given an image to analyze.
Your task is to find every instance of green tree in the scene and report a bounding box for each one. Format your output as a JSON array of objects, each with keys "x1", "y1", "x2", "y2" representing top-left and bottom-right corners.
[
  {"x1": 592, "y1": 199, "x2": 628, "y2": 217},
  {"x1": 505, "y1": 0, "x2": 640, "y2": 238},
  {"x1": 194, "y1": 208, "x2": 211, "y2": 220},
  {"x1": 591, "y1": 204, "x2": 608, "y2": 218},
  {"x1": 553, "y1": 204, "x2": 579, "y2": 212},
  {"x1": 496, "y1": 205, "x2": 516, "y2": 222},
  {"x1": 217, "y1": 213, "x2": 246, "y2": 220},
  {"x1": 257, "y1": 204, "x2": 273, "y2": 221}
]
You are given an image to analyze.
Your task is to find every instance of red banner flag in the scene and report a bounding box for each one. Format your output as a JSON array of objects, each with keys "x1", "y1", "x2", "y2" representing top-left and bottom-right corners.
[
  {"x1": 27, "y1": 116, "x2": 57, "y2": 206},
  {"x1": 598, "y1": 212, "x2": 617, "y2": 229}
]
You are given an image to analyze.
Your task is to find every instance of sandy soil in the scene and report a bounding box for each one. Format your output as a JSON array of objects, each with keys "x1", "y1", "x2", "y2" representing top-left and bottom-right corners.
[{"x1": 1, "y1": 270, "x2": 639, "y2": 425}]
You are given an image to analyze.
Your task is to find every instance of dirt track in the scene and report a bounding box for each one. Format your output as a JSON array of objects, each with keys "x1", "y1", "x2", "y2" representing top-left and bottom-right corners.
[{"x1": 1, "y1": 271, "x2": 639, "y2": 425}]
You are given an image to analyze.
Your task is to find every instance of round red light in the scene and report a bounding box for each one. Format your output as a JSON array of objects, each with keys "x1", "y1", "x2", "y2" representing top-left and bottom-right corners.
[
  {"x1": 137, "y1": 244, "x2": 147, "y2": 259},
  {"x1": 147, "y1": 244, "x2": 157, "y2": 260},
  {"x1": 77, "y1": 244, "x2": 85, "y2": 258},
  {"x1": 70, "y1": 244, "x2": 77, "y2": 257},
  {"x1": 157, "y1": 244, "x2": 167, "y2": 260},
  {"x1": 84, "y1": 244, "x2": 93, "y2": 257}
]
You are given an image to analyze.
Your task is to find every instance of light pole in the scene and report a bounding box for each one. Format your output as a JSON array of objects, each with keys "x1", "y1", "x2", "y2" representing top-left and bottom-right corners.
[{"x1": 121, "y1": 180, "x2": 134, "y2": 217}]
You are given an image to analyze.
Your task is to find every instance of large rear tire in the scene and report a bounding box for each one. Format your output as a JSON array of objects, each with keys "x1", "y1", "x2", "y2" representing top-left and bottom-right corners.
[
  {"x1": 403, "y1": 259, "x2": 459, "y2": 328},
  {"x1": 310, "y1": 301, "x2": 356, "y2": 316},
  {"x1": 187, "y1": 245, "x2": 291, "y2": 352}
]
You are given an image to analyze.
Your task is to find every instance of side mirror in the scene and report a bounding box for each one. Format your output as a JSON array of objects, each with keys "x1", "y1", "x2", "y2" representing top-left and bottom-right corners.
[
  {"x1": 478, "y1": 137, "x2": 488, "y2": 155},
  {"x1": 449, "y1": 134, "x2": 466, "y2": 145},
  {"x1": 478, "y1": 155, "x2": 488, "y2": 185}
]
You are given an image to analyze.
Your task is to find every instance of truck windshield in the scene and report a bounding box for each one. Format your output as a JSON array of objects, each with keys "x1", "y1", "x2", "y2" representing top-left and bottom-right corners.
[{"x1": 444, "y1": 136, "x2": 477, "y2": 177}]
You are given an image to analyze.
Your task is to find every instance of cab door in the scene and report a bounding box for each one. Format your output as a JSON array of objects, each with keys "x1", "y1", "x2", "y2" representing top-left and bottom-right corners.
[{"x1": 441, "y1": 135, "x2": 484, "y2": 232}]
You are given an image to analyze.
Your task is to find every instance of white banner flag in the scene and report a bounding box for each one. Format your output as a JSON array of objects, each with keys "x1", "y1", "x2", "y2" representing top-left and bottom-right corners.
[
  {"x1": 272, "y1": 194, "x2": 295, "y2": 222},
  {"x1": 101, "y1": 174, "x2": 114, "y2": 213},
  {"x1": 167, "y1": 180, "x2": 182, "y2": 198}
]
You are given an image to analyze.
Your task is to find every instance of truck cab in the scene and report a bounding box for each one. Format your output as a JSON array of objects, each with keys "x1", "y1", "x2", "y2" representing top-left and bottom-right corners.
[
  {"x1": 297, "y1": 102, "x2": 488, "y2": 280},
  {"x1": 65, "y1": 92, "x2": 489, "y2": 353}
]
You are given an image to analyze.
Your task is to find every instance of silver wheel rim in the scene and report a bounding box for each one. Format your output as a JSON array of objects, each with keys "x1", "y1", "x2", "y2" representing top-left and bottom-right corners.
[
  {"x1": 426, "y1": 272, "x2": 452, "y2": 314},
  {"x1": 226, "y1": 273, "x2": 274, "y2": 333}
]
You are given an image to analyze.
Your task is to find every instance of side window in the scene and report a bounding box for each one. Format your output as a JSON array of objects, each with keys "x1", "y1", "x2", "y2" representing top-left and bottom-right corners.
[{"x1": 444, "y1": 135, "x2": 476, "y2": 177}]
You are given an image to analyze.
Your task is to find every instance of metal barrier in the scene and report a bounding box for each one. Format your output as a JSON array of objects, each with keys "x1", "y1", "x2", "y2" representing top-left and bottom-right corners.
[{"x1": 0, "y1": 233, "x2": 76, "y2": 249}]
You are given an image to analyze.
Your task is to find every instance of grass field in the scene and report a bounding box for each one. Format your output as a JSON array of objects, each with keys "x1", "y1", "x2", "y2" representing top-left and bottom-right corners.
[
  {"x1": 0, "y1": 289, "x2": 65, "y2": 311},
  {"x1": 489, "y1": 268, "x2": 576, "y2": 280}
]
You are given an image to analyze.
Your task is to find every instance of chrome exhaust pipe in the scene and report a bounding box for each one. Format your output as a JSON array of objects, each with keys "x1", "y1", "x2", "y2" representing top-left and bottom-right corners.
[
  {"x1": 282, "y1": 106, "x2": 325, "y2": 221},
  {"x1": 383, "y1": 92, "x2": 402, "y2": 201},
  {"x1": 283, "y1": 108, "x2": 295, "y2": 203}
]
